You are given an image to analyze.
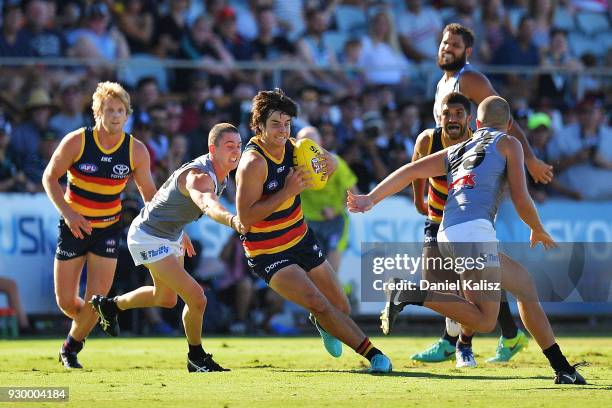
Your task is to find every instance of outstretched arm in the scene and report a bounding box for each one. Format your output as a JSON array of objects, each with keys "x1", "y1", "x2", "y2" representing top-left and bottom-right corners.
[
  {"x1": 185, "y1": 169, "x2": 246, "y2": 234},
  {"x1": 499, "y1": 136, "x2": 556, "y2": 249},
  {"x1": 348, "y1": 149, "x2": 447, "y2": 212},
  {"x1": 462, "y1": 71, "x2": 553, "y2": 184}
]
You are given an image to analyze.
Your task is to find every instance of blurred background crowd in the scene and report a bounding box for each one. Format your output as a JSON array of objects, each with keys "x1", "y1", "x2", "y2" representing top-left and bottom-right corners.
[{"x1": 0, "y1": 0, "x2": 610, "y2": 336}]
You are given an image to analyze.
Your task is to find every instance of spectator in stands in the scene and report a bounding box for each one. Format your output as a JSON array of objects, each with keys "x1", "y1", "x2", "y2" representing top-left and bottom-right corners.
[
  {"x1": 529, "y1": 0, "x2": 555, "y2": 51},
  {"x1": 185, "y1": 99, "x2": 220, "y2": 160},
  {"x1": 163, "y1": 133, "x2": 188, "y2": 175},
  {"x1": 444, "y1": 0, "x2": 478, "y2": 31},
  {"x1": 396, "y1": 0, "x2": 444, "y2": 63},
  {"x1": 49, "y1": 78, "x2": 87, "y2": 137},
  {"x1": 146, "y1": 104, "x2": 170, "y2": 172},
  {"x1": 21, "y1": 129, "x2": 58, "y2": 192},
  {"x1": 0, "y1": 0, "x2": 31, "y2": 57},
  {"x1": 251, "y1": 5, "x2": 298, "y2": 88},
  {"x1": 9, "y1": 87, "x2": 56, "y2": 167},
  {"x1": 0, "y1": 277, "x2": 34, "y2": 335},
  {"x1": 178, "y1": 14, "x2": 237, "y2": 91},
  {"x1": 116, "y1": 0, "x2": 155, "y2": 54},
  {"x1": 473, "y1": 0, "x2": 513, "y2": 64},
  {"x1": 358, "y1": 11, "x2": 410, "y2": 86},
  {"x1": 128, "y1": 76, "x2": 160, "y2": 132},
  {"x1": 153, "y1": 0, "x2": 190, "y2": 58},
  {"x1": 492, "y1": 15, "x2": 540, "y2": 94},
  {"x1": 68, "y1": 2, "x2": 130, "y2": 62},
  {"x1": 0, "y1": 118, "x2": 29, "y2": 192},
  {"x1": 382, "y1": 105, "x2": 416, "y2": 176},
  {"x1": 538, "y1": 28, "x2": 582, "y2": 109},
  {"x1": 547, "y1": 98, "x2": 612, "y2": 200},
  {"x1": 274, "y1": 0, "x2": 305, "y2": 41},
  {"x1": 214, "y1": 6, "x2": 255, "y2": 61},
  {"x1": 526, "y1": 112, "x2": 583, "y2": 202},
  {"x1": 235, "y1": 0, "x2": 264, "y2": 42},
  {"x1": 179, "y1": 73, "x2": 211, "y2": 134},
  {"x1": 337, "y1": 37, "x2": 365, "y2": 93},
  {"x1": 334, "y1": 95, "x2": 362, "y2": 146},
  {"x1": 339, "y1": 110, "x2": 389, "y2": 193},
  {"x1": 21, "y1": 0, "x2": 67, "y2": 58}
]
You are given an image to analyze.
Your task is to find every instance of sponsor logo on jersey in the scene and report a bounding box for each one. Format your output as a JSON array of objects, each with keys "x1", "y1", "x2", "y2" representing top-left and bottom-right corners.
[
  {"x1": 267, "y1": 180, "x2": 279, "y2": 190},
  {"x1": 79, "y1": 163, "x2": 98, "y2": 173},
  {"x1": 101, "y1": 156, "x2": 112, "y2": 162},
  {"x1": 112, "y1": 164, "x2": 130, "y2": 178},
  {"x1": 277, "y1": 166, "x2": 286, "y2": 173},
  {"x1": 450, "y1": 174, "x2": 476, "y2": 190}
]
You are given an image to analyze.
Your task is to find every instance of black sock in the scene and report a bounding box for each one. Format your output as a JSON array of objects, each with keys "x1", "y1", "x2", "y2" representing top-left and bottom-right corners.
[
  {"x1": 403, "y1": 288, "x2": 427, "y2": 306},
  {"x1": 498, "y1": 300, "x2": 518, "y2": 339},
  {"x1": 62, "y1": 335, "x2": 83, "y2": 354},
  {"x1": 442, "y1": 329, "x2": 459, "y2": 346},
  {"x1": 355, "y1": 337, "x2": 383, "y2": 362},
  {"x1": 543, "y1": 343, "x2": 574, "y2": 373},
  {"x1": 188, "y1": 344, "x2": 206, "y2": 361},
  {"x1": 458, "y1": 333, "x2": 473, "y2": 348}
]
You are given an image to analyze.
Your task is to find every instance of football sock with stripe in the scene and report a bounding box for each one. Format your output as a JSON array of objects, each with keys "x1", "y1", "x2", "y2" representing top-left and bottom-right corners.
[
  {"x1": 355, "y1": 337, "x2": 382, "y2": 362},
  {"x1": 62, "y1": 335, "x2": 84, "y2": 354}
]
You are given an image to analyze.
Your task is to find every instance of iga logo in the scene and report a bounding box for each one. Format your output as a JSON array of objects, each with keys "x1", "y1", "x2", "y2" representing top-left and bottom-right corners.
[
  {"x1": 79, "y1": 163, "x2": 98, "y2": 173},
  {"x1": 112, "y1": 164, "x2": 130, "y2": 176}
]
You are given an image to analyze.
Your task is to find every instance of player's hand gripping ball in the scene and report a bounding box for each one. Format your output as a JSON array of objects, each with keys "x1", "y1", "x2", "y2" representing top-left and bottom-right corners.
[{"x1": 292, "y1": 138, "x2": 328, "y2": 190}]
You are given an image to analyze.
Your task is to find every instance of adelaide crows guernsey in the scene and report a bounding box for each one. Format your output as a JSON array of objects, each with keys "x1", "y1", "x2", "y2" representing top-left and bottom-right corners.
[
  {"x1": 241, "y1": 137, "x2": 307, "y2": 258},
  {"x1": 65, "y1": 127, "x2": 134, "y2": 228}
]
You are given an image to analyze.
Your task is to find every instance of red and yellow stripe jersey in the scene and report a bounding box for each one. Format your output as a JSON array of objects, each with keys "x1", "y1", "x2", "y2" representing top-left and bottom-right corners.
[
  {"x1": 241, "y1": 137, "x2": 307, "y2": 258},
  {"x1": 426, "y1": 127, "x2": 473, "y2": 224},
  {"x1": 65, "y1": 127, "x2": 134, "y2": 228}
]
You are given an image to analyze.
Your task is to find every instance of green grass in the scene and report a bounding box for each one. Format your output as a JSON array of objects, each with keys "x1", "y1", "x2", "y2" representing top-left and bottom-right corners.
[{"x1": 0, "y1": 336, "x2": 610, "y2": 408}]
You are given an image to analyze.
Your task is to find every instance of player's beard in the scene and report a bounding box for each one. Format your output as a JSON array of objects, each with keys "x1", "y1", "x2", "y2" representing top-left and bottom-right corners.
[
  {"x1": 437, "y1": 50, "x2": 468, "y2": 72},
  {"x1": 444, "y1": 123, "x2": 466, "y2": 140}
]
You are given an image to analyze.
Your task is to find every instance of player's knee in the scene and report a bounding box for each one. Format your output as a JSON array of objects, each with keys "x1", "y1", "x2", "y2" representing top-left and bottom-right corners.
[
  {"x1": 188, "y1": 286, "x2": 207, "y2": 312},
  {"x1": 304, "y1": 293, "x2": 331, "y2": 315},
  {"x1": 56, "y1": 295, "x2": 77, "y2": 315},
  {"x1": 157, "y1": 293, "x2": 178, "y2": 309},
  {"x1": 477, "y1": 316, "x2": 497, "y2": 333}
]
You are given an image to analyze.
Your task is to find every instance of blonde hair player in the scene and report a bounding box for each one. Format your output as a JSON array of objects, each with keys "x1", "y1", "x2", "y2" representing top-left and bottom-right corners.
[{"x1": 43, "y1": 82, "x2": 173, "y2": 369}]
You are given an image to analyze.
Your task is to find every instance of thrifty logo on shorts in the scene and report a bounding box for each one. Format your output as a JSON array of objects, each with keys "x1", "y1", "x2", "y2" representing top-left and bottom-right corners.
[{"x1": 143, "y1": 245, "x2": 170, "y2": 259}]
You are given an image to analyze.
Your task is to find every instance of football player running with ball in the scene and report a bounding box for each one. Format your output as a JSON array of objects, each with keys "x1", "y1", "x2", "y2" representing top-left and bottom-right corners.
[{"x1": 236, "y1": 89, "x2": 392, "y2": 373}]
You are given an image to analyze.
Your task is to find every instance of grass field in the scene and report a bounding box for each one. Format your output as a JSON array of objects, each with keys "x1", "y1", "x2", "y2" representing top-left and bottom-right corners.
[{"x1": 0, "y1": 335, "x2": 610, "y2": 408}]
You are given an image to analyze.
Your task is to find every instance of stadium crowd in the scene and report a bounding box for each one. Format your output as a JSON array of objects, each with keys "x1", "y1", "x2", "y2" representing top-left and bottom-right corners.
[{"x1": 0, "y1": 0, "x2": 610, "y2": 335}]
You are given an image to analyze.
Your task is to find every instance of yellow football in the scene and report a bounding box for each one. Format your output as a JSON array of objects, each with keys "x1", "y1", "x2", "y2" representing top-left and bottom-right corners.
[{"x1": 292, "y1": 138, "x2": 328, "y2": 190}]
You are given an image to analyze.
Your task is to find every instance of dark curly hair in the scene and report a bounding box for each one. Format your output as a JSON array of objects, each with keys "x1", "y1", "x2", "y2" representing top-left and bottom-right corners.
[{"x1": 249, "y1": 88, "x2": 298, "y2": 132}]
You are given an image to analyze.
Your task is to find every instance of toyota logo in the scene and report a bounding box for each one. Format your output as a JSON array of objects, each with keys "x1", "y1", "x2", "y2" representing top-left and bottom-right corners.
[{"x1": 113, "y1": 164, "x2": 130, "y2": 175}]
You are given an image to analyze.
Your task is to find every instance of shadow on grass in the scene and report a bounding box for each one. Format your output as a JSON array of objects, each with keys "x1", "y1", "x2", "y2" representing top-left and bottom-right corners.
[{"x1": 271, "y1": 368, "x2": 551, "y2": 381}]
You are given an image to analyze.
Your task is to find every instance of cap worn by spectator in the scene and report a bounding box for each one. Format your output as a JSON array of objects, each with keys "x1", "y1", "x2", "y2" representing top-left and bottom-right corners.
[
  {"x1": 24, "y1": 88, "x2": 54, "y2": 111},
  {"x1": 59, "y1": 78, "x2": 80, "y2": 94},
  {"x1": 86, "y1": 2, "x2": 109, "y2": 19},
  {"x1": 528, "y1": 112, "x2": 552, "y2": 130},
  {"x1": 216, "y1": 6, "x2": 236, "y2": 22}
]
